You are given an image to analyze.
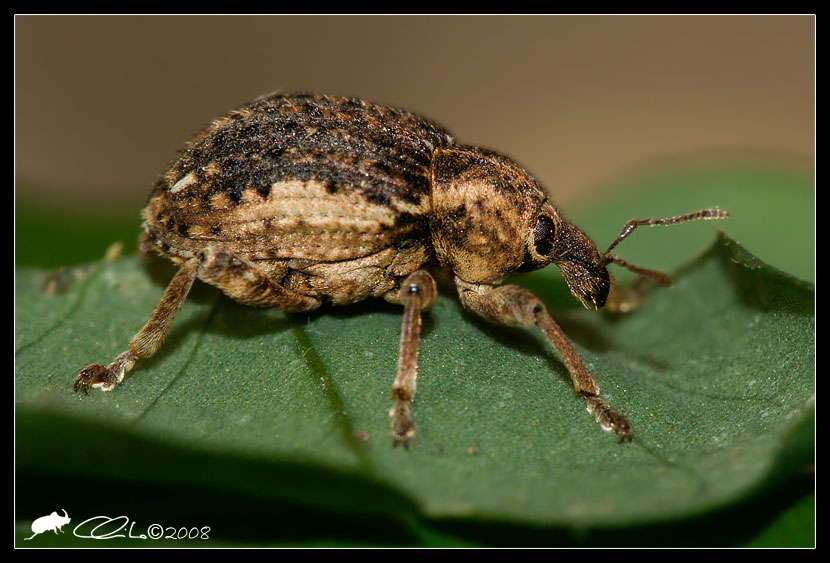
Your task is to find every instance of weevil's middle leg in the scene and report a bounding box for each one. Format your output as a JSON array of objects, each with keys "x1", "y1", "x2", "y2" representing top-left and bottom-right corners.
[
  {"x1": 455, "y1": 278, "x2": 633, "y2": 442},
  {"x1": 384, "y1": 270, "x2": 437, "y2": 448}
]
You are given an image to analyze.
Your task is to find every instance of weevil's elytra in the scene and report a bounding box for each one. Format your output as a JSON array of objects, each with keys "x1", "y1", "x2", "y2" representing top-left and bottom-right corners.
[{"x1": 74, "y1": 92, "x2": 728, "y2": 446}]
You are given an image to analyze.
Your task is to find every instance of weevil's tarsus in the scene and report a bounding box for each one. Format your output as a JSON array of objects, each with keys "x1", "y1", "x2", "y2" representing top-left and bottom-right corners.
[
  {"x1": 104, "y1": 241, "x2": 124, "y2": 262},
  {"x1": 586, "y1": 396, "x2": 633, "y2": 442},
  {"x1": 74, "y1": 351, "x2": 137, "y2": 394},
  {"x1": 388, "y1": 270, "x2": 437, "y2": 448}
]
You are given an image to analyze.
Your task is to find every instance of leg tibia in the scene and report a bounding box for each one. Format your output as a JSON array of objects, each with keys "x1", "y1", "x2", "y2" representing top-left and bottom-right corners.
[
  {"x1": 385, "y1": 270, "x2": 437, "y2": 447},
  {"x1": 455, "y1": 279, "x2": 598, "y2": 396},
  {"x1": 455, "y1": 277, "x2": 632, "y2": 441},
  {"x1": 130, "y1": 260, "x2": 199, "y2": 357}
]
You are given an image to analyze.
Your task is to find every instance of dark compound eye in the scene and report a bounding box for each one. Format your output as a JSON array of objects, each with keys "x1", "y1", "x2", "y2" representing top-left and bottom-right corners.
[{"x1": 533, "y1": 215, "x2": 556, "y2": 256}]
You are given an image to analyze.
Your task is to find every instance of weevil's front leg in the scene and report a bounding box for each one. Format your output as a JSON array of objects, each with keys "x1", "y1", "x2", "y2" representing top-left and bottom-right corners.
[
  {"x1": 384, "y1": 270, "x2": 438, "y2": 447},
  {"x1": 455, "y1": 277, "x2": 632, "y2": 442},
  {"x1": 74, "y1": 247, "x2": 322, "y2": 395}
]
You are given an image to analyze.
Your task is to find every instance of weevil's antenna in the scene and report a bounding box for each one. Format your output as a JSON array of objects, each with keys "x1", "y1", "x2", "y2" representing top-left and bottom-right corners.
[{"x1": 600, "y1": 208, "x2": 729, "y2": 285}]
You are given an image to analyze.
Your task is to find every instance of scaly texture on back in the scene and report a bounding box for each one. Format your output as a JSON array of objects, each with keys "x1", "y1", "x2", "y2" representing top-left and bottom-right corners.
[{"x1": 142, "y1": 93, "x2": 455, "y2": 264}]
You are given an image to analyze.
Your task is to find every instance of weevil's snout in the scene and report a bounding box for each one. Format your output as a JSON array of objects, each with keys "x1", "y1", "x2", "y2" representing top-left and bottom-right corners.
[
  {"x1": 552, "y1": 223, "x2": 611, "y2": 310},
  {"x1": 558, "y1": 258, "x2": 611, "y2": 310}
]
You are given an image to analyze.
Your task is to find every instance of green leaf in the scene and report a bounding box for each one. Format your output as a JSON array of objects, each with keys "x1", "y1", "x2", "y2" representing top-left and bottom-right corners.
[
  {"x1": 15, "y1": 230, "x2": 814, "y2": 546},
  {"x1": 15, "y1": 156, "x2": 815, "y2": 547}
]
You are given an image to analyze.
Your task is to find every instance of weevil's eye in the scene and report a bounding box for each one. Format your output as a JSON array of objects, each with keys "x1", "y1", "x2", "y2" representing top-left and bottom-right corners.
[
  {"x1": 516, "y1": 214, "x2": 559, "y2": 273},
  {"x1": 533, "y1": 215, "x2": 556, "y2": 256}
]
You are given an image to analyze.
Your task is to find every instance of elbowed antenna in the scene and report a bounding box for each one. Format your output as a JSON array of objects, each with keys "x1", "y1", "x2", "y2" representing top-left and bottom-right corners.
[{"x1": 599, "y1": 208, "x2": 729, "y2": 285}]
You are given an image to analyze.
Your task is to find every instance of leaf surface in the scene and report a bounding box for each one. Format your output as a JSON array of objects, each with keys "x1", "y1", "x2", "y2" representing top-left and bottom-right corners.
[{"x1": 16, "y1": 232, "x2": 814, "y2": 537}]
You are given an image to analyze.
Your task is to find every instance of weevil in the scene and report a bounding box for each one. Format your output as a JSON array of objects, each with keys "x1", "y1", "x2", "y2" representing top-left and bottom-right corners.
[{"x1": 73, "y1": 92, "x2": 728, "y2": 445}]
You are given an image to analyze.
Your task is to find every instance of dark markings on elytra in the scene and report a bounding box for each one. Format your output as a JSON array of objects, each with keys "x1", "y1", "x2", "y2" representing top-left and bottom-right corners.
[
  {"x1": 143, "y1": 93, "x2": 455, "y2": 281},
  {"x1": 159, "y1": 93, "x2": 453, "y2": 211},
  {"x1": 227, "y1": 187, "x2": 242, "y2": 205},
  {"x1": 255, "y1": 182, "x2": 271, "y2": 199}
]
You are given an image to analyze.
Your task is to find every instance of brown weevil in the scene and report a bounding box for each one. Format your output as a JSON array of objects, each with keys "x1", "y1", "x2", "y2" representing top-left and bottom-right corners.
[{"x1": 73, "y1": 92, "x2": 728, "y2": 445}]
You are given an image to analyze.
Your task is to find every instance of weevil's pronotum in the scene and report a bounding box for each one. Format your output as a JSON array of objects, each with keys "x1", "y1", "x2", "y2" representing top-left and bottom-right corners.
[{"x1": 73, "y1": 93, "x2": 728, "y2": 445}]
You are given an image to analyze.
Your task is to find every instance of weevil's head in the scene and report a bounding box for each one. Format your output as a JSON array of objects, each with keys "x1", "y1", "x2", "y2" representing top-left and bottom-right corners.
[
  {"x1": 430, "y1": 145, "x2": 610, "y2": 308},
  {"x1": 519, "y1": 205, "x2": 611, "y2": 309}
]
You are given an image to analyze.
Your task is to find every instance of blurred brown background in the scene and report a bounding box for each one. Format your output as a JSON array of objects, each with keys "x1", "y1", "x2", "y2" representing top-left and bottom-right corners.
[{"x1": 16, "y1": 16, "x2": 813, "y2": 205}]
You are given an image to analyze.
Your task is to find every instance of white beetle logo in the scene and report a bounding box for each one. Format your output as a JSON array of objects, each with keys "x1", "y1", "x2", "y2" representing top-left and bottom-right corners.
[{"x1": 24, "y1": 509, "x2": 71, "y2": 540}]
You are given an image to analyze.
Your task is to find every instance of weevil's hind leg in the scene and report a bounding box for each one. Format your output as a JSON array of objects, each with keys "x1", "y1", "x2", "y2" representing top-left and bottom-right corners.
[
  {"x1": 454, "y1": 278, "x2": 633, "y2": 442},
  {"x1": 74, "y1": 258, "x2": 199, "y2": 394},
  {"x1": 384, "y1": 270, "x2": 438, "y2": 448},
  {"x1": 74, "y1": 246, "x2": 322, "y2": 395}
]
